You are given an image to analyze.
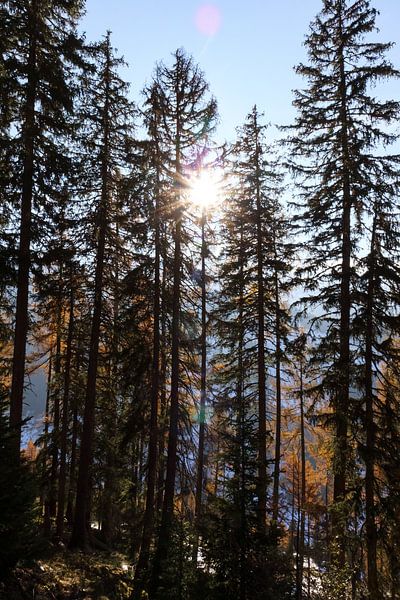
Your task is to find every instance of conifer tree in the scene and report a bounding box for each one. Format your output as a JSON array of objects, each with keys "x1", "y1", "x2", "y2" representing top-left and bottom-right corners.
[
  {"x1": 147, "y1": 49, "x2": 217, "y2": 599},
  {"x1": 286, "y1": 0, "x2": 400, "y2": 568},
  {"x1": 353, "y1": 182, "x2": 400, "y2": 597},
  {"x1": 4, "y1": 0, "x2": 84, "y2": 461},
  {"x1": 70, "y1": 32, "x2": 135, "y2": 549}
]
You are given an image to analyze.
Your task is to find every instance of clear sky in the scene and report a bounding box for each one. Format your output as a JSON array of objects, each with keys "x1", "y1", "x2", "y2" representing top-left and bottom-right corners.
[{"x1": 80, "y1": 1, "x2": 400, "y2": 142}]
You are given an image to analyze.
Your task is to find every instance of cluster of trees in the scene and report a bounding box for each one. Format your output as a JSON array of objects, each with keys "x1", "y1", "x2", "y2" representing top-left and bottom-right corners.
[{"x1": 1, "y1": 0, "x2": 400, "y2": 599}]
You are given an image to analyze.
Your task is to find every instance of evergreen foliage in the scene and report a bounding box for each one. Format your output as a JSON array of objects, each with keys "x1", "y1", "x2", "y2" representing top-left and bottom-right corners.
[{"x1": 0, "y1": 396, "x2": 38, "y2": 577}]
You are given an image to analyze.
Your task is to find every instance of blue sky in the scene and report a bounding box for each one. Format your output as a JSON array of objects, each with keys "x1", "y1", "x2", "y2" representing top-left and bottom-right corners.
[{"x1": 80, "y1": 1, "x2": 400, "y2": 142}]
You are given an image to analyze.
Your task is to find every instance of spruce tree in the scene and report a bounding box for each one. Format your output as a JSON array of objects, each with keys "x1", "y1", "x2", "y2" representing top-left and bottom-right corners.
[
  {"x1": 0, "y1": 394, "x2": 37, "y2": 577},
  {"x1": 4, "y1": 0, "x2": 84, "y2": 461},
  {"x1": 148, "y1": 49, "x2": 217, "y2": 599},
  {"x1": 286, "y1": 0, "x2": 400, "y2": 570},
  {"x1": 70, "y1": 32, "x2": 135, "y2": 549}
]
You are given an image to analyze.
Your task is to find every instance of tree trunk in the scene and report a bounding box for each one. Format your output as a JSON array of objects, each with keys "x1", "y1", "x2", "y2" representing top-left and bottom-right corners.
[
  {"x1": 43, "y1": 349, "x2": 53, "y2": 536},
  {"x1": 364, "y1": 214, "x2": 379, "y2": 599},
  {"x1": 10, "y1": 0, "x2": 38, "y2": 462},
  {"x1": 333, "y1": 10, "x2": 352, "y2": 560},
  {"x1": 296, "y1": 363, "x2": 306, "y2": 599},
  {"x1": 254, "y1": 111, "x2": 267, "y2": 533},
  {"x1": 150, "y1": 210, "x2": 181, "y2": 593},
  {"x1": 272, "y1": 233, "x2": 282, "y2": 526},
  {"x1": 70, "y1": 36, "x2": 111, "y2": 550},
  {"x1": 49, "y1": 321, "x2": 62, "y2": 520},
  {"x1": 133, "y1": 149, "x2": 162, "y2": 596},
  {"x1": 56, "y1": 282, "x2": 74, "y2": 538},
  {"x1": 66, "y1": 352, "x2": 80, "y2": 527},
  {"x1": 150, "y1": 107, "x2": 182, "y2": 596},
  {"x1": 238, "y1": 223, "x2": 247, "y2": 600},
  {"x1": 193, "y1": 208, "x2": 207, "y2": 565}
]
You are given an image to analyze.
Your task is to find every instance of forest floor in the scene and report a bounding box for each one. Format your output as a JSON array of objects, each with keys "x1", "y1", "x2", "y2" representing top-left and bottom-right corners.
[{"x1": 0, "y1": 551, "x2": 134, "y2": 600}]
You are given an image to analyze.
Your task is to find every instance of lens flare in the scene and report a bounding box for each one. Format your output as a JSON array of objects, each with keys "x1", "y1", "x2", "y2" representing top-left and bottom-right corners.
[
  {"x1": 189, "y1": 168, "x2": 223, "y2": 209},
  {"x1": 195, "y1": 4, "x2": 222, "y2": 37}
]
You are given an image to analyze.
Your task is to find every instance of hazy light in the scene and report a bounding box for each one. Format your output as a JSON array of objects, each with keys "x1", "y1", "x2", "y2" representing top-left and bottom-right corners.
[
  {"x1": 189, "y1": 168, "x2": 223, "y2": 210},
  {"x1": 195, "y1": 4, "x2": 222, "y2": 37}
]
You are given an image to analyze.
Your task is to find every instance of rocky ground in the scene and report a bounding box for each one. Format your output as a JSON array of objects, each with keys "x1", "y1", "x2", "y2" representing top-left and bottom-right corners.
[{"x1": 0, "y1": 551, "x2": 134, "y2": 600}]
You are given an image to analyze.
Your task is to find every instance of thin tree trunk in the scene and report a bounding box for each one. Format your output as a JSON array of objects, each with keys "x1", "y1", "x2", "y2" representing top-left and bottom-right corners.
[
  {"x1": 238, "y1": 223, "x2": 247, "y2": 600},
  {"x1": 193, "y1": 208, "x2": 207, "y2": 565},
  {"x1": 70, "y1": 36, "x2": 111, "y2": 549},
  {"x1": 288, "y1": 456, "x2": 296, "y2": 558},
  {"x1": 333, "y1": 7, "x2": 351, "y2": 560},
  {"x1": 49, "y1": 320, "x2": 62, "y2": 520},
  {"x1": 150, "y1": 109, "x2": 182, "y2": 596},
  {"x1": 133, "y1": 152, "x2": 162, "y2": 595},
  {"x1": 10, "y1": 0, "x2": 38, "y2": 462},
  {"x1": 295, "y1": 456, "x2": 301, "y2": 589},
  {"x1": 364, "y1": 213, "x2": 379, "y2": 599},
  {"x1": 307, "y1": 516, "x2": 311, "y2": 599},
  {"x1": 43, "y1": 349, "x2": 53, "y2": 535},
  {"x1": 296, "y1": 363, "x2": 306, "y2": 599},
  {"x1": 254, "y1": 110, "x2": 267, "y2": 533},
  {"x1": 156, "y1": 232, "x2": 168, "y2": 515},
  {"x1": 66, "y1": 351, "x2": 80, "y2": 527},
  {"x1": 56, "y1": 282, "x2": 74, "y2": 538},
  {"x1": 272, "y1": 233, "x2": 282, "y2": 526}
]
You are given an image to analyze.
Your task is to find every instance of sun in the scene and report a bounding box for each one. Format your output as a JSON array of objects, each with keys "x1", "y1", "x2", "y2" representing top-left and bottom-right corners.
[{"x1": 188, "y1": 168, "x2": 223, "y2": 210}]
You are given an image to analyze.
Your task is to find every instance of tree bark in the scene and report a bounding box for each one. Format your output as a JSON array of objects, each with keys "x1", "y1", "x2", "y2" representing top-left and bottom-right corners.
[
  {"x1": 296, "y1": 363, "x2": 306, "y2": 600},
  {"x1": 238, "y1": 223, "x2": 247, "y2": 600},
  {"x1": 56, "y1": 281, "x2": 74, "y2": 538},
  {"x1": 49, "y1": 320, "x2": 62, "y2": 520},
  {"x1": 364, "y1": 214, "x2": 379, "y2": 599},
  {"x1": 150, "y1": 115, "x2": 182, "y2": 595},
  {"x1": 70, "y1": 35, "x2": 111, "y2": 549},
  {"x1": 133, "y1": 144, "x2": 162, "y2": 596},
  {"x1": 272, "y1": 233, "x2": 282, "y2": 526},
  {"x1": 333, "y1": 7, "x2": 351, "y2": 560},
  {"x1": 66, "y1": 351, "x2": 80, "y2": 527},
  {"x1": 253, "y1": 110, "x2": 267, "y2": 534},
  {"x1": 10, "y1": 0, "x2": 38, "y2": 462},
  {"x1": 193, "y1": 208, "x2": 207, "y2": 565}
]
